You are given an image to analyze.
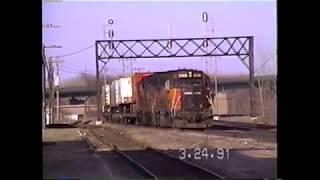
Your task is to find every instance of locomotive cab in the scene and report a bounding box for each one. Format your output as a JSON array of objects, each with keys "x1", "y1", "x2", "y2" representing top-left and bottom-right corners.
[{"x1": 168, "y1": 70, "x2": 214, "y2": 128}]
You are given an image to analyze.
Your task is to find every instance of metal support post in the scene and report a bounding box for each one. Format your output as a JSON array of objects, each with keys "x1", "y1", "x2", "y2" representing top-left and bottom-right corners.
[
  {"x1": 249, "y1": 37, "x2": 255, "y2": 117},
  {"x1": 96, "y1": 42, "x2": 101, "y2": 121}
]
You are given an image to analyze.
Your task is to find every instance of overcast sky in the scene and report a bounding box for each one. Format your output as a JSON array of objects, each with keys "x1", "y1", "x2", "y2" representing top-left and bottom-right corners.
[{"x1": 43, "y1": 1, "x2": 277, "y2": 81}]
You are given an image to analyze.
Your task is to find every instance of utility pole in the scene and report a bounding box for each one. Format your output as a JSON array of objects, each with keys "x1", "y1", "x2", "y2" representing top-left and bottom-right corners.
[
  {"x1": 45, "y1": 54, "x2": 62, "y2": 125},
  {"x1": 48, "y1": 57, "x2": 55, "y2": 125},
  {"x1": 44, "y1": 56, "x2": 56, "y2": 125},
  {"x1": 56, "y1": 63, "x2": 60, "y2": 122},
  {"x1": 42, "y1": 45, "x2": 46, "y2": 129},
  {"x1": 43, "y1": 23, "x2": 62, "y2": 125},
  {"x1": 52, "y1": 59, "x2": 63, "y2": 122},
  {"x1": 56, "y1": 62, "x2": 60, "y2": 122}
]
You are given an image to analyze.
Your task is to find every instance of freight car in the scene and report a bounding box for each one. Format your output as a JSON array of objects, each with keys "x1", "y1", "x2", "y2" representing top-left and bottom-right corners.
[{"x1": 102, "y1": 69, "x2": 214, "y2": 128}]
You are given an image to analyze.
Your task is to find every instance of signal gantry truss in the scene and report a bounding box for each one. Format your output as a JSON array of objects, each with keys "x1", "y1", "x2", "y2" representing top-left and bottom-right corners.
[
  {"x1": 95, "y1": 36, "x2": 255, "y2": 120},
  {"x1": 96, "y1": 37, "x2": 252, "y2": 67}
]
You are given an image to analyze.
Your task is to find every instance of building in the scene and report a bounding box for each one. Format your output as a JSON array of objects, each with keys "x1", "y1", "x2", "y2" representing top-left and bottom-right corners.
[
  {"x1": 45, "y1": 87, "x2": 97, "y2": 122},
  {"x1": 212, "y1": 75, "x2": 277, "y2": 125}
]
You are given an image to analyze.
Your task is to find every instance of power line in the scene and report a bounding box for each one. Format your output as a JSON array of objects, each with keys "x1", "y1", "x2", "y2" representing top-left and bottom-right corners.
[
  {"x1": 60, "y1": 67, "x2": 127, "y2": 76},
  {"x1": 61, "y1": 65, "x2": 124, "y2": 73},
  {"x1": 60, "y1": 68, "x2": 95, "y2": 75},
  {"x1": 53, "y1": 45, "x2": 94, "y2": 58},
  {"x1": 61, "y1": 65, "x2": 95, "y2": 72},
  {"x1": 60, "y1": 69, "x2": 82, "y2": 74},
  {"x1": 60, "y1": 67, "x2": 92, "y2": 74}
]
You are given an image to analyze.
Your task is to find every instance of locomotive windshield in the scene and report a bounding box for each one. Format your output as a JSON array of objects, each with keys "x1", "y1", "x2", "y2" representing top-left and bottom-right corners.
[
  {"x1": 170, "y1": 72, "x2": 211, "y2": 111},
  {"x1": 175, "y1": 78, "x2": 203, "y2": 89}
]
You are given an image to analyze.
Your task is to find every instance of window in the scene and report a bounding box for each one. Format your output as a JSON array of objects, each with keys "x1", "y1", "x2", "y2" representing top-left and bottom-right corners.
[{"x1": 178, "y1": 73, "x2": 188, "y2": 78}]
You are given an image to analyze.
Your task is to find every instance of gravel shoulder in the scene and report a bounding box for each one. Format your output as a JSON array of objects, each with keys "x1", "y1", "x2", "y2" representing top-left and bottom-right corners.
[
  {"x1": 101, "y1": 122, "x2": 277, "y2": 178},
  {"x1": 102, "y1": 123, "x2": 277, "y2": 152}
]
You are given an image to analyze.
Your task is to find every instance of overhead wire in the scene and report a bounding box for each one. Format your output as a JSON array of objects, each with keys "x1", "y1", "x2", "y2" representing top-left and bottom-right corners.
[
  {"x1": 61, "y1": 65, "x2": 95, "y2": 72},
  {"x1": 53, "y1": 44, "x2": 95, "y2": 58},
  {"x1": 60, "y1": 66, "x2": 127, "y2": 76},
  {"x1": 60, "y1": 67, "x2": 94, "y2": 74},
  {"x1": 61, "y1": 64, "x2": 125, "y2": 74},
  {"x1": 60, "y1": 68, "x2": 84, "y2": 74}
]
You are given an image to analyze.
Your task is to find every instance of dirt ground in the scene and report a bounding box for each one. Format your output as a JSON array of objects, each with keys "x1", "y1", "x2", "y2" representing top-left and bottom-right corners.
[
  {"x1": 101, "y1": 122, "x2": 277, "y2": 178},
  {"x1": 102, "y1": 123, "x2": 277, "y2": 153},
  {"x1": 43, "y1": 123, "x2": 277, "y2": 178}
]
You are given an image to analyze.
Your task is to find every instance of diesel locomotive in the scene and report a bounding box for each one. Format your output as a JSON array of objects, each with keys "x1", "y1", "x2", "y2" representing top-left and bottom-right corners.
[{"x1": 102, "y1": 69, "x2": 214, "y2": 128}]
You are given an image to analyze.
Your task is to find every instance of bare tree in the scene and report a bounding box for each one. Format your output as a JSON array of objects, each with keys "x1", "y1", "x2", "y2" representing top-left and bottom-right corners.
[
  {"x1": 206, "y1": 91, "x2": 215, "y2": 118},
  {"x1": 256, "y1": 52, "x2": 277, "y2": 124},
  {"x1": 257, "y1": 78, "x2": 265, "y2": 118}
]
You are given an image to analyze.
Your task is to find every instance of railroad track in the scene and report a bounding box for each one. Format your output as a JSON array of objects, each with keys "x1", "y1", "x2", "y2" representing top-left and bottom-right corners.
[
  {"x1": 79, "y1": 123, "x2": 225, "y2": 179},
  {"x1": 112, "y1": 145, "x2": 225, "y2": 179}
]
